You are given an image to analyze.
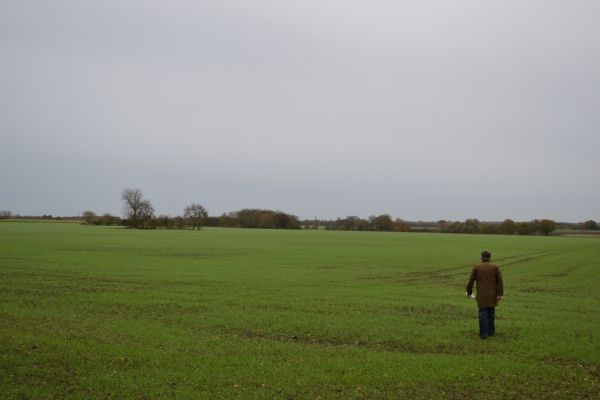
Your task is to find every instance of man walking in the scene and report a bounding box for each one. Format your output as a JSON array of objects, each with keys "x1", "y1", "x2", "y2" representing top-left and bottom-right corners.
[{"x1": 466, "y1": 251, "x2": 504, "y2": 339}]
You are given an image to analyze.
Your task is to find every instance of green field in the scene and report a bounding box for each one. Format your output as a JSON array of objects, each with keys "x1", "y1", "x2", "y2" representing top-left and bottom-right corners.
[{"x1": 1, "y1": 222, "x2": 599, "y2": 399}]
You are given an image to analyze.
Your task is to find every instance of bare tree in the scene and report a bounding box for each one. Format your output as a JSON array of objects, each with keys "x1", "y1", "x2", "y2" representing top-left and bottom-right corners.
[
  {"x1": 138, "y1": 200, "x2": 155, "y2": 228},
  {"x1": 121, "y1": 188, "x2": 154, "y2": 228},
  {"x1": 82, "y1": 210, "x2": 96, "y2": 224},
  {"x1": 184, "y1": 203, "x2": 208, "y2": 230}
]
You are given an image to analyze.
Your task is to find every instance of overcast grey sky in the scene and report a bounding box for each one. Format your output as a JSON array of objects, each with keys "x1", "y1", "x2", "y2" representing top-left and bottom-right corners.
[{"x1": 1, "y1": 0, "x2": 599, "y2": 221}]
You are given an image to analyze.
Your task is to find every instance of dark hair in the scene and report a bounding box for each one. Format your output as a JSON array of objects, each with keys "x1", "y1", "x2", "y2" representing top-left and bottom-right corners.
[{"x1": 481, "y1": 251, "x2": 491, "y2": 260}]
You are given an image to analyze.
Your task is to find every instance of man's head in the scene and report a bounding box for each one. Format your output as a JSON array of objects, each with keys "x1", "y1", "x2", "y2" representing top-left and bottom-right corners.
[{"x1": 481, "y1": 251, "x2": 491, "y2": 261}]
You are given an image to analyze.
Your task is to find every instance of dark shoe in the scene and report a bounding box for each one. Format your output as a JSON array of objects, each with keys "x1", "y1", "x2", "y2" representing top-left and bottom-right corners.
[{"x1": 480, "y1": 336, "x2": 488, "y2": 339}]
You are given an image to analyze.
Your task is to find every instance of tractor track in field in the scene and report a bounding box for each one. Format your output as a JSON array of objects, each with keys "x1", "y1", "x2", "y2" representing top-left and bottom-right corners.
[
  {"x1": 363, "y1": 247, "x2": 582, "y2": 285},
  {"x1": 238, "y1": 329, "x2": 471, "y2": 355}
]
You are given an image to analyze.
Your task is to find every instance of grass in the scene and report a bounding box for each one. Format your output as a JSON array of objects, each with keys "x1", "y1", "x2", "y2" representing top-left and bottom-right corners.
[{"x1": 1, "y1": 221, "x2": 599, "y2": 399}]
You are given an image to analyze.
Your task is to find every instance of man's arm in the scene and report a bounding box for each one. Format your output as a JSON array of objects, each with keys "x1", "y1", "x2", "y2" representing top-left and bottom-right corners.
[
  {"x1": 466, "y1": 266, "x2": 477, "y2": 296},
  {"x1": 496, "y1": 266, "x2": 504, "y2": 298}
]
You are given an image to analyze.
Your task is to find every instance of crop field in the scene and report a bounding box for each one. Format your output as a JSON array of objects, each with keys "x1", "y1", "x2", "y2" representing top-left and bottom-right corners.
[{"x1": 1, "y1": 221, "x2": 599, "y2": 399}]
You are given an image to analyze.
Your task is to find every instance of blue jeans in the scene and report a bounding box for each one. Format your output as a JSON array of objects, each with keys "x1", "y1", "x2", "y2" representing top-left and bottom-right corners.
[{"x1": 479, "y1": 307, "x2": 495, "y2": 338}]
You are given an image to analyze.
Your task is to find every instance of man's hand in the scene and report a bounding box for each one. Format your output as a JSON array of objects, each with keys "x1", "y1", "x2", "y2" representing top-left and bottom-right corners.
[
  {"x1": 466, "y1": 292, "x2": 475, "y2": 299},
  {"x1": 497, "y1": 295, "x2": 503, "y2": 301}
]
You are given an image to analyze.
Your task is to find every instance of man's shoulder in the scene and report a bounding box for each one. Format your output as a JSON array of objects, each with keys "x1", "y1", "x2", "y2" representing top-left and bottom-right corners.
[{"x1": 478, "y1": 262, "x2": 499, "y2": 269}]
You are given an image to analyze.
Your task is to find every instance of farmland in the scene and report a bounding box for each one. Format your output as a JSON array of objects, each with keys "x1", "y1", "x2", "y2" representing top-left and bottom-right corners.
[{"x1": 1, "y1": 221, "x2": 599, "y2": 399}]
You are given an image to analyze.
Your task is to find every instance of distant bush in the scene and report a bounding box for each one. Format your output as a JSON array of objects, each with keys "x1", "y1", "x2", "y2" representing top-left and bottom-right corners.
[
  {"x1": 82, "y1": 211, "x2": 121, "y2": 226},
  {"x1": 327, "y1": 215, "x2": 411, "y2": 232},
  {"x1": 228, "y1": 209, "x2": 300, "y2": 229},
  {"x1": 583, "y1": 220, "x2": 598, "y2": 230}
]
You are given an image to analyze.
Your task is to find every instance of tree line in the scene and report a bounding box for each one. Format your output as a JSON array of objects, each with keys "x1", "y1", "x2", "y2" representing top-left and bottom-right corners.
[
  {"x1": 303, "y1": 217, "x2": 600, "y2": 236},
  {"x1": 303, "y1": 215, "x2": 411, "y2": 232},
  {"x1": 70, "y1": 210, "x2": 600, "y2": 235},
  {"x1": 436, "y1": 218, "x2": 558, "y2": 235},
  {"x1": 3, "y1": 188, "x2": 599, "y2": 236},
  {"x1": 82, "y1": 188, "x2": 210, "y2": 230},
  {"x1": 81, "y1": 189, "x2": 300, "y2": 230}
]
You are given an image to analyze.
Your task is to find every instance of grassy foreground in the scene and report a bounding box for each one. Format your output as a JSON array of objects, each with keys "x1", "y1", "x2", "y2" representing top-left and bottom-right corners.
[{"x1": 1, "y1": 222, "x2": 599, "y2": 399}]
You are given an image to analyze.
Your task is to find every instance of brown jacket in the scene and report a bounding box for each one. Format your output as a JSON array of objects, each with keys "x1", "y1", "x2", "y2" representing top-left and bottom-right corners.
[{"x1": 466, "y1": 262, "x2": 504, "y2": 308}]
